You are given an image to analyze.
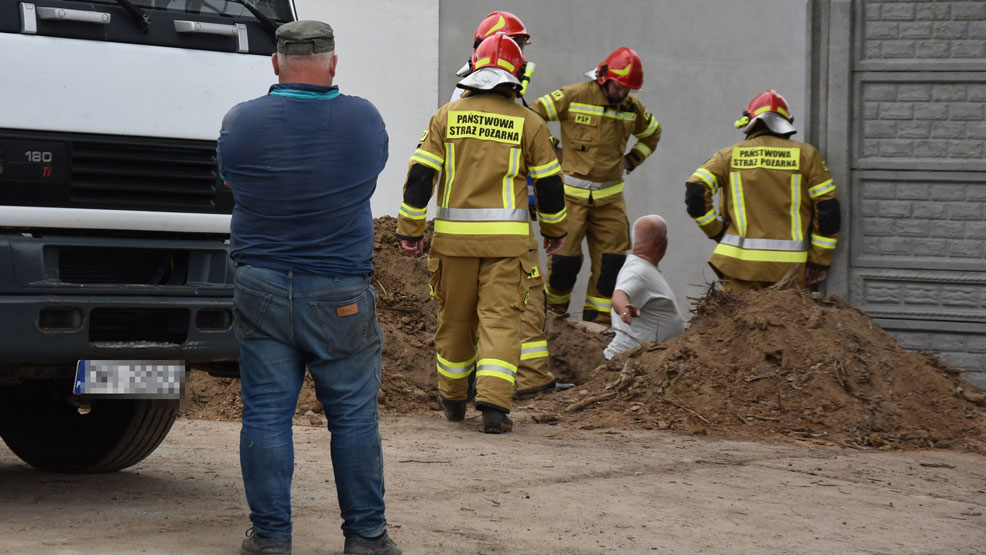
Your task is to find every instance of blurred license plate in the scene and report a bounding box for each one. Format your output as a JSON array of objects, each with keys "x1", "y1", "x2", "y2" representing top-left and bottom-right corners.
[{"x1": 74, "y1": 360, "x2": 185, "y2": 399}]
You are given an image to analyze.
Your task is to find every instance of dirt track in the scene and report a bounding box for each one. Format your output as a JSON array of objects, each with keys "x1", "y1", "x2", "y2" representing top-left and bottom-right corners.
[{"x1": 1, "y1": 414, "x2": 984, "y2": 554}]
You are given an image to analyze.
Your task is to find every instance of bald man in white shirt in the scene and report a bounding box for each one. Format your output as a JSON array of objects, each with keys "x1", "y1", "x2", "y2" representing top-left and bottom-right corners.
[{"x1": 604, "y1": 215, "x2": 685, "y2": 360}]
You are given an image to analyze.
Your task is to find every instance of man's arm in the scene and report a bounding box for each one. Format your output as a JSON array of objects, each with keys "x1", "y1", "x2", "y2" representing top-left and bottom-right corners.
[
  {"x1": 611, "y1": 289, "x2": 641, "y2": 325},
  {"x1": 528, "y1": 123, "x2": 568, "y2": 243},
  {"x1": 397, "y1": 117, "x2": 444, "y2": 254},
  {"x1": 805, "y1": 149, "x2": 840, "y2": 284},
  {"x1": 623, "y1": 101, "x2": 661, "y2": 173},
  {"x1": 685, "y1": 151, "x2": 727, "y2": 242}
]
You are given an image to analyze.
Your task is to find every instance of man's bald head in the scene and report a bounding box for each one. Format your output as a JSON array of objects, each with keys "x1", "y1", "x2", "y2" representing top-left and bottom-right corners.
[{"x1": 632, "y1": 215, "x2": 668, "y2": 263}]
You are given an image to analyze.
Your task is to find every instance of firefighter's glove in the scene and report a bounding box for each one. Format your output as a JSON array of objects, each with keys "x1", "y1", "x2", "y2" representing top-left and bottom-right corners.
[{"x1": 623, "y1": 154, "x2": 637, "y2": 174}]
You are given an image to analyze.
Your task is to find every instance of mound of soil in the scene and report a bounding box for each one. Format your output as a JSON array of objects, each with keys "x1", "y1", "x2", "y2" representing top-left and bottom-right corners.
[
  {"x1": 182, "y1": 217, "x2": 986, "y2": 453},
  {"x1": 531, "y1": 287, "x2": 986, "y2": 452},
  {"x1": 181, "y1": 216, "x2": 608, "y2": 420}
]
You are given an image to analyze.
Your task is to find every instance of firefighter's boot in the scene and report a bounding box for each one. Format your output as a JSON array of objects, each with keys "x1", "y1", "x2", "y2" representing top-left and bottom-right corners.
[
  {"x1": 480, "y1": 405, "x2": 513, "y2": 434},
  {"x1": 441, "y1": 397, "x2": 467, "y2": 422}
]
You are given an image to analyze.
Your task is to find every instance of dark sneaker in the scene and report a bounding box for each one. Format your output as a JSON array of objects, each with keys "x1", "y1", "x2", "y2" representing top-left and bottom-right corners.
[
  {"x1": 441, "y1": 397, "x2": 467, "y2": 422},
  {"x1": 344, "y1": 531, "x2": 402, "y2": 554},
  {"x1": 241, "y1": 528, "x2": 291, "y2": 554},
  {"x1": 481, "y1": 407, "x2": 513, "y2": 434}
]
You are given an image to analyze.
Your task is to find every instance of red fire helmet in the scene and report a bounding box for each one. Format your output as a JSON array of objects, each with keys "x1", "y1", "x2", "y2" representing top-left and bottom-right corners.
[
  {"x1": 473, "y1": 11, "x2": 530, "y2": 49},
  {"x1": 472, "y1": 31, "x2": 526, "y2": 79},
  {"x1": 735, "y1": 89, "x2": 797, "y2": 135},
  {"x1": 595, "y1": 47, "x2": 644, "y2": 91}
]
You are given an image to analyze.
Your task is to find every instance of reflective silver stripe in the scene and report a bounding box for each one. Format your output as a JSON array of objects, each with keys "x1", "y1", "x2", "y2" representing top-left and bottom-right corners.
[
  {"x1": 538, "y1": 94, "x2": 559, "y2": 121},
  {"x1": 477, "y1": 362, "x2": 517, "y2": 379},
  {"x1": 435, "y1": 207, "x2": 529, "y2": 221},
  {"x1": 521, "y1": 344, "x2": 549, "y2": 357},
  {"x1": 400, "y1": 203, "x2": 427, "y2": 219},
  {"x1": 564, "y1": 175, "x2": 623, "y2": 190},
  {"x1": 584, "y1": 296, "x2": 611, "y2": 310},
  {"x1": 437, "y1": 358, "x2": 475, "y2": 377},
  {"x1": 634, "y1": 114, "x2": 660, "y2": 139},
  {"x1": 545, "y1": 288, "x2": 570, "y2": 303},
  {"x1": 719, "y1": 235, "x2": 807, "y2": 252}
]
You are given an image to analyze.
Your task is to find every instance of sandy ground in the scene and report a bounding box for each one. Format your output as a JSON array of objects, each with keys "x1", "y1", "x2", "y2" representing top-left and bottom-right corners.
[{"x1": 1, "y1": 413, "x2": 984, "y2": 555}]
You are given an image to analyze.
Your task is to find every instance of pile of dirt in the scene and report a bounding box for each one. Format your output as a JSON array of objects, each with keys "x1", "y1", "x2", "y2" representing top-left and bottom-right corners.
[
  {"x1": 181, "y1": 216, "x2": 607, "y2": 420},
  {"x1": 530, "y1": 287, "x2": 986, "y2": 452},
  {"x1": 181, "y1": 216, "x2": 986, "y2": 453}
]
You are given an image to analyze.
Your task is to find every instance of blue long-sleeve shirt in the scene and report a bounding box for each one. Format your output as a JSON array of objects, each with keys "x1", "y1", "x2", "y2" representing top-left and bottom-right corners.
[{"x1": 218, "y1": 83, "x2": 389, "y2": 277}]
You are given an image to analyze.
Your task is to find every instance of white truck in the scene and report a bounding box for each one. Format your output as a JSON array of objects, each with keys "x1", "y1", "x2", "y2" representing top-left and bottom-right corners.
[{"x1": 0, "y1": 0, "x2": 295, "y2": 472}]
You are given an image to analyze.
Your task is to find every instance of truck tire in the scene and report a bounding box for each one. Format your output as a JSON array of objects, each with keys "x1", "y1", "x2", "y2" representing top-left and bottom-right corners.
[{"x1": 0, "y1": 379, "x2": 178, "y2": 473}]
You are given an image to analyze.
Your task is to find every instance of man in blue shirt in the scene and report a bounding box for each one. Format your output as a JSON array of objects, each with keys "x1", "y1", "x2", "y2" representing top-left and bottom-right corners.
[{"x1": 217, "y1": 20, "x2": 399, "y2": 555}]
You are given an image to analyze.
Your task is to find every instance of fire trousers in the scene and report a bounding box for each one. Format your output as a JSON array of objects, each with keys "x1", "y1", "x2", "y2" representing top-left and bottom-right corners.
[
  {"x1": 716, "y1": 264, "x2": 808, "y2": 292},
  {"x1": 515, "y1": 247, "x2": 555, "y2": 393},
  {"x1": 545, "y1": 195, "x2": 630, "y2": 326},
  {"x1": 428, "y1": 253, "x2": 527, "y2": 412}
]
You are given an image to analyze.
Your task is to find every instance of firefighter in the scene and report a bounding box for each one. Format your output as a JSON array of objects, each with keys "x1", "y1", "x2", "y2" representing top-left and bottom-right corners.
[
  {"x1": 450, "y1": 12, "x2": 570, "y2": 398},
  {"x1": 396, "y1": 33, "x2": 567, "y2": 433},
  {"x1": 685, "y1": 89, "x2": 840, "y2": 290},
  {"x1": 532, "y1": 47, "x2": 662, "y2": 326}
]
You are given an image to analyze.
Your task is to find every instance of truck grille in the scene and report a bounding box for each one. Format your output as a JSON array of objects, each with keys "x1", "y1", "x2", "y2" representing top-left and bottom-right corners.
[{"x1": 70, "y1": 136, "x2": 227, "y2": 212}]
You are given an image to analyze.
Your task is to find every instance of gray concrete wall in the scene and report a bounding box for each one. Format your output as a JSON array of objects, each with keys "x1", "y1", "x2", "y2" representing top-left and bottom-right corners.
[{"x1": 439, "y1": 0, "x2": 812, "y2": 315}]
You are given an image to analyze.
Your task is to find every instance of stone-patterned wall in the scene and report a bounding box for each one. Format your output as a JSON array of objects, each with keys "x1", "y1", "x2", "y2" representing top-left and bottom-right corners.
[
  {"x1": 862, "y1": 1, "x2": 986, "y2": 65},
  {"x1": 860, "y1": 80, "x2": 986, "y2": 166},
  {"x1": 851, "y1": 0, "x2": 986, "y2": 388},
  {"x1": 857, "y1": 174, "x2": 986, "y2": 265}
]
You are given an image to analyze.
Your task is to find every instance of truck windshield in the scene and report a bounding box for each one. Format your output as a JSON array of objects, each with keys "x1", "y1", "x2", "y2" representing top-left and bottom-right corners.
[{"x1": 67, "y1": 0, "x2": 294, "y2": 23}]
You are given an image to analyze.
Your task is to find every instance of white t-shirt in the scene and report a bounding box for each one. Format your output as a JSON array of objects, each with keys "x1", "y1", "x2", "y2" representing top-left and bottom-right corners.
[{"x1": 604, "y1": 254, "x2": 685, "y2": 359}]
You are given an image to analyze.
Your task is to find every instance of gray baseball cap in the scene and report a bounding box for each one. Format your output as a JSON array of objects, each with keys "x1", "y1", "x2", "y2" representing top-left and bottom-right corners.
[{"x1": 276, "y1": 20, "x2": 335, "y2": 55}]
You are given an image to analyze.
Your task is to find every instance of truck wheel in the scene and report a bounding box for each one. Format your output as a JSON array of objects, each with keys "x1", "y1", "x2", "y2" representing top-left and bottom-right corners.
[{"x1": 0, "y1": 379, "x2": 178, "y2": 473}]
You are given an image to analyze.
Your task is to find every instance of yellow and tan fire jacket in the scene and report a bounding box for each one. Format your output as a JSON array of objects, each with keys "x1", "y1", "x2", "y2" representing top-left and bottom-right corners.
[
  {"x1": 685, "y1": 131, "x2": 841, "y2": 282},
  {"x1": 397, "y1": 90, "x2": 567, "y2": 256},
  {"x1": 532, "y1": 80, "x2": 661, "y2": 206}
]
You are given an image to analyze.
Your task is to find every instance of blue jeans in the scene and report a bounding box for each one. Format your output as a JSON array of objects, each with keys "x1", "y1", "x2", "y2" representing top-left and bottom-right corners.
[{"x1": 234, "y1": 264, "x2": 387, "y2": 541}]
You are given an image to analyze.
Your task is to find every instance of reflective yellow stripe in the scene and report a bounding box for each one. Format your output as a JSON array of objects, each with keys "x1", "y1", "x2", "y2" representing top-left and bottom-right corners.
[
  {"x1": 811, "y1": 234, "x2": 837, "y2": 249},
  {"x1": 502, "y1": 148, "x2": 520, "y2": 209},
  {"x1": 808, "y1": 179, "x2": 835, "y2": 198},
  {"x1": 790, "y1": 174, "x2": 802, "y2": 241},
  {"x1": 584, "y1": 295, "x2": 611, "y2": 312},
  {"x1": 435, "y1": 220, "x2": 529, "y2": 235},
  {"x1": 634, "y1": 114, "x2": 660, "y2": 139},
  {"x1": 564, "y1": 182, "x2": 624, "y2": 199},
  {"x1": 570, "y1": 103, "x2": 636, "y2": 121},
  {"x1": 729, "y1": 172, "x2": 747, "y2": 237},
  {"x1": 538, "y1": 207, "x2": 566, "y2": 224},
  {"x1": 544, "y1": 286, "x2": 571, "y2": 304},
  {"x1": 476, "y1": 358, "x2": 517, "y2": 384},
  {"x1": 695, "y1": 208, "x2": 716, "y2": 226},
  {"x1": 752, "y1": 105, "x2": 790, "y2": 119},
  {"x1": 632, "y1": 142, "x2": 653, "y2": 160},
  {"x1": 713, "y1": 243, "x2": 808, "y2": 263},
  {"x1": 691, "y1": 168, "x2": 718, "y2": 193},
  {"x1": 538, "y1": 94, "x2": 559, "y2": 121},
  {"x1": 400, "y1": 202, "x2": 427, "y2": 220},
  {"x1": 441, "y1": 143, "x2": 455, "y2": 206},
  {"x1": 529, "y1": 159, "x2": 561, "y2": 178},
  {"x1": 520, "y1": 340, "x2": 549, "y2": 360},
  {"x1": 436, "y1": 353, "x2": 476, "y2": 379},
  {"x1": 410, "y1": 148, "x2": 443, "y2": 171},
  {"x1": 497, "y1": 58, "x2": 516, "y2": 73}
]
